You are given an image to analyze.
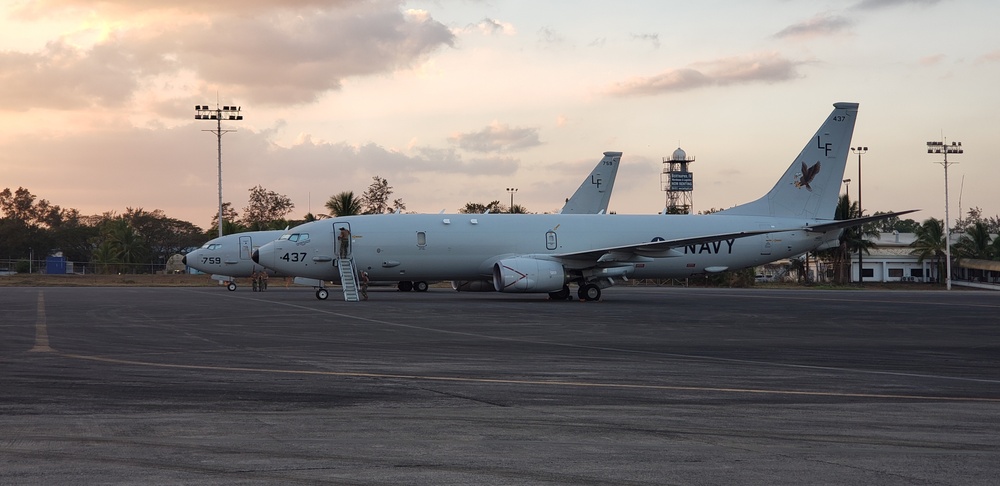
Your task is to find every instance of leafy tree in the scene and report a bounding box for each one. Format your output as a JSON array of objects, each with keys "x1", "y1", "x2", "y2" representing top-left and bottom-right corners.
[
  {"x1": 910, "y1": 218, "x2": 947, "y2": 282},
  {"x1": 869, "y1": 211, "x2": 919, "y2": 233},
  {"x1": 0, "y1": 186, "x2": 90, "y2": 262},
  {"x1": 241, "y1": 185, "x2": 295, "y2": 230},
  {"x1": 509, "y1": 203, "x2": 529, "y2": 214},
  {"x1": 326, "y1": 191, "x2": 363, "y2": 216},
  {"x1": 208, "y1": 202, "x2": 242, "y2": 236},
  {"x1": 122, "y1": 208, "x2": 204, "y2": 262},
  {"x1": 953, "y1": 207, "x2": 1000, "y2": 234},
  {"x1": 0, "y1": 187, "x2": 39, "y2": 222},
  {"x1": 460, "y1": 201, "x2": 505, "y2": 214},
  {"x1": 361, "y1": 176, "x2": 404, "y2": 214}
]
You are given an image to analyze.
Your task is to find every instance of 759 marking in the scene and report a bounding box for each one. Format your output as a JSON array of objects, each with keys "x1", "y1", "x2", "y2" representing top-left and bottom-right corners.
[{"x1": 200, "y1": 257, "x2": 221, "y2": 265}]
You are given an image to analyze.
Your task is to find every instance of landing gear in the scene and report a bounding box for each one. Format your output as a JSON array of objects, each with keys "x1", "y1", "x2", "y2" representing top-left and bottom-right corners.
[
  {"x1": 316, "y1": 288, "x2": 329, "y2": 300},
  {"x1": 227, "y1": 282, "x2": 237, "y2": 291},
  {"x1": 397, "y1": 281, "x2": 413, "y2": 292},
  {"x1": 548, "y1": 285, "x2": 572, "y2": 301},
  {"x1": 413, "y1": 281, "x2": 429, "y2": 292},
  {"x1": 578, "y1": 284, "x2": 601, "y2": 301}
]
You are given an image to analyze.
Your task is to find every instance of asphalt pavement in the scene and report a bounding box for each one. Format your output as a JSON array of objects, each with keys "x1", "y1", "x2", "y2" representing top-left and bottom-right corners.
[{"x1": 2, "y1": 285, "x2": 999, "y2": 485}]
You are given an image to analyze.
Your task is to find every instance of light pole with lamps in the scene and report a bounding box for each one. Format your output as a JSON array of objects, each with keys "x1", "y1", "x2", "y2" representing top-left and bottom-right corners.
[
  {"x1": 506, "y1": 187, "x2": 518, "y2": 213},
  {"x1": 926, "y1": 138, "x2": 962, "y2": 290},
  {"x1": 851, "y1": 147, "x2": 867, "y2": 285},
  {"x1": 196, "y1": 104, "x2": 243, "y2": 238},
  {"x1": 842, "y1": 178, "x2": 851, "y2": 283}
]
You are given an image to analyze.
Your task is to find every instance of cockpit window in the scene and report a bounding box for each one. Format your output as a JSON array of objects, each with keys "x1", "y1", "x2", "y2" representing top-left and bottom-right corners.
[
  {"x1": 279, "y1": 234, "x2": 292, "y2": 241},
  {"x1": 201, "y1": 243, "x2": 222, "y2": 250},
  {"x1": 287, "y1": 233, "x2": 310, "y2": 243}
]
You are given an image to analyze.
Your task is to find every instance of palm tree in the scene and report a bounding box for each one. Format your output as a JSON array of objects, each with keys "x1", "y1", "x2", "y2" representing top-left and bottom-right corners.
[
  {"x1": 325, "y1": 191, "x2": 363, "y2": 217},
  {"x1": 821, "y1": 194, "x2": 874, "y2": 284},
  {"x1": 911, "y1": 218, "x2": 946, "y2": 283},
  {"x1": 954, "y1": 222, "x2": 995, "y2": 260},
  {"x1": 108, "y1": 220, "x2": 149, "y2": 274}
]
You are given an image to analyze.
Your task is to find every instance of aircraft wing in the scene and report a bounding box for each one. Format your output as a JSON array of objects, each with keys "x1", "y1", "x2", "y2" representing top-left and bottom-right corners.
[
  {"x1": 802, "y1": 210, "x2": 920, "y2": 233},
  {"x1": 553, "y1": 228, "x2": 780, "y2": 262}
]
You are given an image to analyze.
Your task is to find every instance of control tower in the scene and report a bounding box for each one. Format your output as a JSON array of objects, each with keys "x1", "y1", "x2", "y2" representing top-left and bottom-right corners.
[{"x1": 661, "y1": 147, "x2": 695, "y2": 214}]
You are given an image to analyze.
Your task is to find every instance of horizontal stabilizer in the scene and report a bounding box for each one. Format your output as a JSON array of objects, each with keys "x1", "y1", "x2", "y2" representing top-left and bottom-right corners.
[{"x1": 802, "y1": 210, "x2": 920, "y2": 233}]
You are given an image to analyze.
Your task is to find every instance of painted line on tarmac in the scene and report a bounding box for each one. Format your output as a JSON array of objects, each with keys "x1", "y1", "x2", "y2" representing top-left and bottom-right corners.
[
  {"x1": 28, "y1": 291, "x2": 53, "y2": 353},
  {"x1": 59, "y1": 352, "x2": 1000, "y2": 403}
]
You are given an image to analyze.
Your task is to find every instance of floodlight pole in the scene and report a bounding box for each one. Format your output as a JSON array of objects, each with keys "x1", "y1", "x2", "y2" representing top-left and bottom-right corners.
[
  {"x1": 196, "y1": 104, "x2": 243, "y2": 238},
  {"x1": 842, "y1": 179, "x2": 851, "y2": 283},
  {"x1": 926, "y1": 138, "x2": 962, "y2": 290},
  {"x1": 851, "y1": 147, "x2": 867, "y2": 286},
  {"x1": 506, "y1": 187, "x2": 518, "y2": 212}
]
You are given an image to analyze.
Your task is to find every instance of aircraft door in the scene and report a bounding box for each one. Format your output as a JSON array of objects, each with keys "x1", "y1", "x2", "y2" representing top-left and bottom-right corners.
[
  {"x1": 545, "y1": 230, "x2": 558, "y2": 251},
  {"x1": 334, "y1": 222, "x2": 352, "y2": 259},
  {"x1": 239, "y1": 235, "x2": 253, "y2": 260}
]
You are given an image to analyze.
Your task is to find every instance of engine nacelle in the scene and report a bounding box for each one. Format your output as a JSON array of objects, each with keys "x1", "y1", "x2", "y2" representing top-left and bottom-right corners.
[{"x1": 492, "y1": 258, "x2": 567, "y2": 293}]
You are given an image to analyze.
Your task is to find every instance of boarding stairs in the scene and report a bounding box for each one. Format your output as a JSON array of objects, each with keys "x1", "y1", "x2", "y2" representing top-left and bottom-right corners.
[{"x1": 337, "y1": 258, "x2": 361, "y2": 302}]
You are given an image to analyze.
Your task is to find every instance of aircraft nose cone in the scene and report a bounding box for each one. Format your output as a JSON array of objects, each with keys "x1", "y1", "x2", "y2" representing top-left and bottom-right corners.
[
  {"x1": 181, "y1": 255, "x2": 187, "y2": 265},
  {"x1": 251, "y1": 249, "x2": 260, "y2": 264}
]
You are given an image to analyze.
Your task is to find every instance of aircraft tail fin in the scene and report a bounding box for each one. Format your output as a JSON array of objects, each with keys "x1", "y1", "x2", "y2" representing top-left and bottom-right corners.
[
  {"x1": 719, "y1": 102, "x2": 859, "y2": 220},
  {"x1": 560, "y1": 151, "x2": 621, "y2": 214}
]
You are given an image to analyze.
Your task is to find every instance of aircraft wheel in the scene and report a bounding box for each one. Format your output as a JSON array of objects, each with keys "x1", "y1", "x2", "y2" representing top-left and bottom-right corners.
[
  {"x1": 548, "y1": 285, "x2": 571, "y2": 301},
  {"x1": 316, "y1": 288, "x2": 329, "y2": 300},
  {"x1": 578, "y1": 284, "x2": 601, "y2": 301},
  {"x1": 414, "y1": 281, "x2": 429, "y2": 292},
  {"x1": 227, "y1": 282, "x2": 237, "y2": 292},
  {"x1": 397, "y1": 281, "x2": 413, "y2": 292}
]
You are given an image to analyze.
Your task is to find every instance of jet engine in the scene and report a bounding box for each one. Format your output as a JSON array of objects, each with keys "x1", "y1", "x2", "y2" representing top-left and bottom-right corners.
[{"x1": 492, "y1": 258, "x2": 567, "y2": 293}]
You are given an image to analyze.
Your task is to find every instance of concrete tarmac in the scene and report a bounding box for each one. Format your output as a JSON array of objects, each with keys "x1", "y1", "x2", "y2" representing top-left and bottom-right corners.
[{"x1": 2, "y1": 285, "x2": 999, "y2": 485}]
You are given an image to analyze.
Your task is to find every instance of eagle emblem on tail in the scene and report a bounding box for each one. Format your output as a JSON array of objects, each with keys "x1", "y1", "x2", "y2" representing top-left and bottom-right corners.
[{"x1": 794, "y1": 161, "x2": 821, "y2": 191}]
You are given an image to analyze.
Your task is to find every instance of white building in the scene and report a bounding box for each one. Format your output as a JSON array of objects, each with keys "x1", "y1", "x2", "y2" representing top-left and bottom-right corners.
[{"x1": 852, "y1": 232, "x2": 936, "y2": 283}]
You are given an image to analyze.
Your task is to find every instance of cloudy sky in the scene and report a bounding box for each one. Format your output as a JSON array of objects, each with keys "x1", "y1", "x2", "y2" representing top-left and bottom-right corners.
[{"x1": 2, "y1": 0, "x2": 997, "y2": 230}]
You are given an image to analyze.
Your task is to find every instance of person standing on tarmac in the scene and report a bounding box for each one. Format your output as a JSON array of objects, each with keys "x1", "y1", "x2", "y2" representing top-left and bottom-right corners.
[{"x1": 360, "y1": 271, "x2": 369, "y2": 301}]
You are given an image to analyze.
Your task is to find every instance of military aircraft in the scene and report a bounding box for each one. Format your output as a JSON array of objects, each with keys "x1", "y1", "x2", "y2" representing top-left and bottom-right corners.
[
  {"x1": 183, "y1": 229, "x2": 287, "y2": 290},
  {"x1": 183, "y1": 152, "x2": 622, "y2": 292},
  {"x1": 254, "y1": 102, "x2": 910, "y2": 301}
]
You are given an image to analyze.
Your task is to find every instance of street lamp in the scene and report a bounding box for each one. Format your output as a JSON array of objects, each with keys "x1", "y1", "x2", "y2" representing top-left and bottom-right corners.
[
  {"x1": 196, "y1": 104, "x2": 243, "y2": 238},
  {"x1": 843, "y1": 179, "x2": 851, "y2": 201},
  {"x1": 927, "y1": 138, "x2": 963, "y2": 290},
  {"x1": 851, "y1": 146, "x2": 867, "y2": 285},
  {"x1": 506, "y1": 187, "x2": 518, "y2": 212}
]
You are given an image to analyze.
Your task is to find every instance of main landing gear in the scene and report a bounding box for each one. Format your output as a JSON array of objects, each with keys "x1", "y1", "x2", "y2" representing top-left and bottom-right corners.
[
  {"x1": 577, "y1": 284, "x2": 601, "y2": 302},
  {"x1": 397, "y1": 281, "x2": 429, "y2": 292},
  {"x1": 548, "y1": 284, "x2": 601, "y2": 301},
  {"x1": 316, "y1": 288, "x2": 330, "y2": 300}
]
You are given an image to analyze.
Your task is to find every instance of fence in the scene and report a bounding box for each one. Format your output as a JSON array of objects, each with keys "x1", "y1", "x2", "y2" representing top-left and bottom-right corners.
[{"x1": 0, "y1": 259, "x2": 178, "y2": 275}]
